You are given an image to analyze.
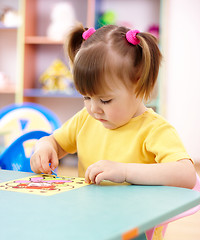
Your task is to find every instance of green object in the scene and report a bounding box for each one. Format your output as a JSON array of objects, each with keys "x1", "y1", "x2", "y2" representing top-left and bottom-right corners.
[
  {"x1": 98, "y1": 11, "x2": 116, "y2": 27},
  {"x1": 0, "y1": 170, "x2": 200, "y2": 240}
]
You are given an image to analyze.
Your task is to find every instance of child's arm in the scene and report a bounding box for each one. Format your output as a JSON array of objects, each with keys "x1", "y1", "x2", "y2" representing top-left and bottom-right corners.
[
  {"x1": 30, "y1": 135, "x2": 67, "y2": 174},
  {"x1": 85, "y1": 159, "x2": 196, "y2": 189}
]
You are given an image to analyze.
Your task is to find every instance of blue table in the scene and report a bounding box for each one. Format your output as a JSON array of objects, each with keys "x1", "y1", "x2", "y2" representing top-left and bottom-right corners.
[{"x1": 0, "y1": 170, "x2": 200, "y2": 240}]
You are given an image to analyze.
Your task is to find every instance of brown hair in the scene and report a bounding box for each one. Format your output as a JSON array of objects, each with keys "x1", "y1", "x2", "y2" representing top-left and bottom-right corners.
[{"x1": 65, "y1": 23, "x2": 162, "y2": 100}]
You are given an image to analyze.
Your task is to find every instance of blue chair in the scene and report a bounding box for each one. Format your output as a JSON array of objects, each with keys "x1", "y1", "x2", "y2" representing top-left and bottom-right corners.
[
  {"x1": 0, "y1": 102, "x2": 61, "y2": 149},
  {"x1": 0, "y1": 130, "x2": 50, "y2": 172}
]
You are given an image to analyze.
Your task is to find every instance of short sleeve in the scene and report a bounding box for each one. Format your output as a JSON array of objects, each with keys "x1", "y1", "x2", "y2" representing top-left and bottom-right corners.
[
  {"x1": 145, "y1": 122, "x2": 192, "y2": 163},
  {"x1": 53, "y1": 108, "x2": 88, "y2": 154}
]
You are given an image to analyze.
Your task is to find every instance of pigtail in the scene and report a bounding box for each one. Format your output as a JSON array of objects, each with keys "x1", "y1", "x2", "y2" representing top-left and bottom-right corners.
[
  {"x1": 135, "y1": 33, "x2": 162, "y2": 100},
  {"x1": 64, "y1": 23, "x2": 85, "y2": 64}
]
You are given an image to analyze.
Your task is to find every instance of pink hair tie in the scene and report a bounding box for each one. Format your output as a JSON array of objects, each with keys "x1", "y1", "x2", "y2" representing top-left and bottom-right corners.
[
  {"x1": 126, "y1": 30, "x2": 140, "y2": 45},
  {"x1": 82, "y1": 27, "x2": 96, "y2": 40}
]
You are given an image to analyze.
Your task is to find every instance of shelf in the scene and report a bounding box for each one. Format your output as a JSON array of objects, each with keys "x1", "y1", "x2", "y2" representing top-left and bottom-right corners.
[
  {"x1": 24, "y1": 88, "x2": 82, "y2": 98},
  {"x1": 25, "y1": 36, "x2": 63, "y2": 45},
  {"x1": 17, "y1": 0, "x2": 162, "y2": 115}
]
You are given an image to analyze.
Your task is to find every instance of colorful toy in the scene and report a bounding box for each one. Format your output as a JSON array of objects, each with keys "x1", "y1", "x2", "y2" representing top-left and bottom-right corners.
[
  {"x1": 147, "y1": 24, "x2": 159, "y2": 39},
  {"x1": 97, "y1": 11, "x2": 116, "y2": 28},
  {"x1": 0, "y1": 174, "x2": 89, "y2": 196},
  {"x1": 39, "y1": 59, "x2": 74, "y2": 93},
  {"x1": 0, "y1": 103, "x2": 60, "y2": 155}
]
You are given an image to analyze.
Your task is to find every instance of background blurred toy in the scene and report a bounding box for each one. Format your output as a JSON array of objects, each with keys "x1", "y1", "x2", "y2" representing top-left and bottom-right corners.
[
  {"x1": 96, "y1": 11, "x2": 116, "y2": 28},
  {"x1": 0, "y1": 6, "x2": 21, "y2": 27},
  {"x1": 147, "y1": 24, "x2": 159, "y2": 39},
  {"x1": 39, "y1": 59, "x2": 74, "y2": 94},
  {"x1": 47, "y1": 2, "x2": 76, "y2": 41}
]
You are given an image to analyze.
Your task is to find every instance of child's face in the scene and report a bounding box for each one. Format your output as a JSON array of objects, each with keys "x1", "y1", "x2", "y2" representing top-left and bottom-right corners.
[{"x1": 83, "y1": 82, "x2": 145, "y2": 129}]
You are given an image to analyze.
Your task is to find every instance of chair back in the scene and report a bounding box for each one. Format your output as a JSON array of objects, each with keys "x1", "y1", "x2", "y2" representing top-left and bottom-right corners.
[
  {"x1": 146, "y1": 173, "x2": 200, "y2": 240},
  {"x1": 0, "y1": 130, "x2": 50, "y2": 172},
  {"x1": 159, "y1": 173, "x2": 200, "y2": 223}
]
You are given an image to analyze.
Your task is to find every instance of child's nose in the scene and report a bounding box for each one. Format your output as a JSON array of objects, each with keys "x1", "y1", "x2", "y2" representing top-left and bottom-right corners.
[{"x1": 91, "y1": 101, "x2": 102, "y2": 114}]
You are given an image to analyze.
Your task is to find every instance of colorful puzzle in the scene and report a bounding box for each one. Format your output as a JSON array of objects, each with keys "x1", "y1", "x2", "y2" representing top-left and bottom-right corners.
[{"x1": 0, "y1": 174, "x2": 89, "y2": 196}]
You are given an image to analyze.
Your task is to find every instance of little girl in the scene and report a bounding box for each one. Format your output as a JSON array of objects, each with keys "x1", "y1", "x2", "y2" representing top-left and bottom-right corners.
[
  {"x1": 31, "y1": 23, "x2": 196, "y2": 239},
  {"x1": 31, "y1": 24, "x2": 195, "y2": 189}
]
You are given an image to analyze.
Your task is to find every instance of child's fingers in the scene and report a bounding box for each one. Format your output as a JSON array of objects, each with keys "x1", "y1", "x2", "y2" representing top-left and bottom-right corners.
[
  {"x1": 85, "y1": 161, "x2": 106, "y2": 183},
  {"x1": 31, "y1": 152, "x2": 50, "y2": 174},
  {"x1": 85, "y1": 164, "x2": 97, "y2": 183},
  {"x1": 49, "y1": 151, "x2": 59, "y2": 171},
  {"x1": 85, "y1": 166, "x2": 91, "y2": 183},
  {"x1": 85, "y1": 165, "x2": 102, "y2": 184},
  {"x1": 95, "y1": 172, "x2": 109, "y2": 185},
  {"x1": 30, "y1": 154, "x2": 43, "y2": 173},
  {"x1": 41, "y1": 155, "x2": 52, "y2": 174},
  {"x1": 89, "y1": 168, "x2": 102, "y2": 183}
]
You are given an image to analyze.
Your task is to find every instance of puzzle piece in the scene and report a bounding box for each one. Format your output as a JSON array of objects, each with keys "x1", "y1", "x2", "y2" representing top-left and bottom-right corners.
[{"x1": 0, "y1": 174, "x2": 89, "y2": 196}]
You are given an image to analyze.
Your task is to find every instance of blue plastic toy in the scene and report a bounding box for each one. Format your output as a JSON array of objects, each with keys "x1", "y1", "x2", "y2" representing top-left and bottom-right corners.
[
  {"x1": 0, "y1": 130, "x2": 50, "y2": 172},
  {"x1": 0, "y1": 102, "x2": 60, "y2": 131},
  {"x1": 0, "y1": 102, "x2": 61, "y2": 149}
]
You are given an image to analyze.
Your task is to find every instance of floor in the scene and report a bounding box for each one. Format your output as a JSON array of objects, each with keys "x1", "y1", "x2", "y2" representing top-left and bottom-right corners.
[{"x1": 58, "y1": 161, "x2": 200, "y2": 240}]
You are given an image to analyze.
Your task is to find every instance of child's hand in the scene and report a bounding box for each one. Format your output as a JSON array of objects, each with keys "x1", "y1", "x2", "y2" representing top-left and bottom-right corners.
[
  {"x1": 30, "y1": 137, "x2": 59, "y2": 175},
  {"x1": 85, "y1": 160, "x2": 126, "y2": 185}
]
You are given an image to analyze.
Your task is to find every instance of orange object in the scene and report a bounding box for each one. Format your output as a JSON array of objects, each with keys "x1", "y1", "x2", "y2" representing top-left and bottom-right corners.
[{"x1": 122, "y1": 227, "x2": 139, "y2": 240}]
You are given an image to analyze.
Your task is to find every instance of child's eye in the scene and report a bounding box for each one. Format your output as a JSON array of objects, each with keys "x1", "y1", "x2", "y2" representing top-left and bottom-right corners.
[
  {"x1": 100, "y1": 99, "x2": 112, "y2": 104},
  {"x1": 83, "y1": 96, "x2": 91, "y2": 101}
]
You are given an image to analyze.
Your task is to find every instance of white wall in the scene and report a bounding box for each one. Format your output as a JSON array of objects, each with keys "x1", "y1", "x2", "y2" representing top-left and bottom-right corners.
[{"x1": 164, "y1": 0, "x2": 200, "y2": 162}]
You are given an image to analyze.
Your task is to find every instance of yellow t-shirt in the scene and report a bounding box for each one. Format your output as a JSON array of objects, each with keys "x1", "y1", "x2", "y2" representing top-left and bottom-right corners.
[
  {"x1": 54, "y1": 107, "x2": 191, "y2": 177},
  {"x1": 54, "y1": 107, "x2": 191, "y2": 240}
]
